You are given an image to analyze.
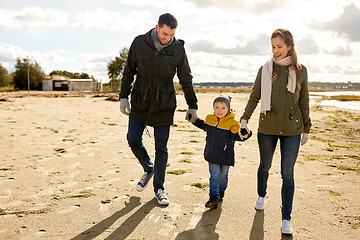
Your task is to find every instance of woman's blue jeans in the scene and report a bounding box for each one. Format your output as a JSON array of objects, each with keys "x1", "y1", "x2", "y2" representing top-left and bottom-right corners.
[
  {"x1": 257, "y1": 132, "x2": 300, "y2": 221},
  {"x1": 208, "y1": 163, "x2": 230, "y2": 199},
  {"x1": 127, "y1": 119, "x2": 170, "y2": 193}
]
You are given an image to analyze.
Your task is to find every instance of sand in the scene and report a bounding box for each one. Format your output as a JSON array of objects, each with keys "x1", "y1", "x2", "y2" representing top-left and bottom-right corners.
[{"x1": 0, "y1": 91, "x2": 359, "y2": 240}]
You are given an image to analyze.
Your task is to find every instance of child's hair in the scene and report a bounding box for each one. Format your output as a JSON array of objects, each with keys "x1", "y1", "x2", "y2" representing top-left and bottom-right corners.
[{"x1": 213, "y1": 94, "x2": 231, "y2": 111}]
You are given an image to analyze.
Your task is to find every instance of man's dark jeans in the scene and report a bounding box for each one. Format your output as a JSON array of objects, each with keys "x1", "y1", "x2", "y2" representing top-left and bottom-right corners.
[{"x1": 127, "y1": 119, "x2": 170, "y2": 192}]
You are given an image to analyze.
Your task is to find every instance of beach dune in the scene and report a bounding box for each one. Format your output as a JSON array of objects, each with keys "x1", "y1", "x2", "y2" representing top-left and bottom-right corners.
[{"x1": 0, "y1": 91, "x2": 359, "y2": 239}]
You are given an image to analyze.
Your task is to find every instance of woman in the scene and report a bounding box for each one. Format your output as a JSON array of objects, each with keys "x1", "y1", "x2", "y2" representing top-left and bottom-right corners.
[{"x1": 240, "y1": 29, "x2": 311, "y2": 235}]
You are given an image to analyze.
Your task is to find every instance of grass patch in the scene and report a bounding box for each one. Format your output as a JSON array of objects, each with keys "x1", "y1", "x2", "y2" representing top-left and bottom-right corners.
[
  {"x1": 353, "y1": 216, "x2": 360, "y2": 229},
  {"x1": 189, "y1": 140, "x2": 200, "y2": 143},
  {"x1": 0, "y1": 167, "x2": 14, "y2": 171},
  {"x1": 191, "y1": 182, "x2": 209, "y2": 189},
  {"x1": 179, "y1": 159, "x2": 193, "y2": 163},
  {"x1": 321, "y1": 173, "x2": 333, "y2": 175},
  {"x1": 337, "y1": 165, "x2": 360, "y2": 173},
  {"x1": 0, "y1": 208, "x2": 49, "y2": 215},
  {"x1": 329, "y1": 190, "x2": 341, "y2": 196},
  {"x1": 306, "y1": 154, "x2": 360, "y2": 162},
  {"x1": 67, "y1": 190, "x2": 94, "y2": 198},
  {"x1": 324, "y1": 145, "x2": 336, "y2": 152},
  {"x1": 348, "y1": 155, "x2": 360, "y2": 161},
  {"x1": 305, "y1": 155, "x2": 320, "y2": 161},
  {"x1": 310, "y1": 136, "x2": 335, "y2": 143},
  {"x1": 180, "y1": 151, "x2": 195, "y2": 155},
  {"x1": 323, "y1": 95, "x2": 360, "y2": 101},
  {"x1": 102, "y1": 122, "x2": 117, "y2": 126},
  {"x1": 166, "y1": 169, "x2": 188, "y2": 175}
]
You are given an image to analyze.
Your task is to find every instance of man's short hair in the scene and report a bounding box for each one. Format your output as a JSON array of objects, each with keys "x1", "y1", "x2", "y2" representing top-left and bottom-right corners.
[{"x1": 158, "y1": 13, "x2": 178, "y2": 29}]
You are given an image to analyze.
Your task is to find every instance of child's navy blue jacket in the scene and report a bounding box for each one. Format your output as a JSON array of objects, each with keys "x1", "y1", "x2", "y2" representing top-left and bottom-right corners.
[{"x1": 193, "y1": 111, "x2": 251, "y2": 166}]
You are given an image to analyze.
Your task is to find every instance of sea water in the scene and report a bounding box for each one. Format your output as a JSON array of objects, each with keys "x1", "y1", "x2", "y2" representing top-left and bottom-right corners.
[{"x1": 310, "y1": 91, "x2": 360, "y2": 111}]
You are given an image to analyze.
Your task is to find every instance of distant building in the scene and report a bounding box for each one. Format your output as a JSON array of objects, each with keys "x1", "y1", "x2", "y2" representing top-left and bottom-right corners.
[
  {"x1": 69, "y1": 79, "x2": 101, "y2": 92},
  {"x1": 42, "y1": 75, "x2": 101, "y2": 91},
  {"x1": 42, "y1": 75, "x2": 70, "y2": 91}
]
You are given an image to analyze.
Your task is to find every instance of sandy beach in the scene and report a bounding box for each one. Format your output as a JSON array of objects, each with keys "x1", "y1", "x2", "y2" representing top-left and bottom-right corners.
[{"x1": 0, "y1": 91, "x2": 359, "y2": 240}]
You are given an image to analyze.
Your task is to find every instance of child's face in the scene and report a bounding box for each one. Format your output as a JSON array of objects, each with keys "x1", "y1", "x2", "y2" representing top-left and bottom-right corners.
[{"x1": 214, "y1": 101, "x2": 228, "y2": 118}]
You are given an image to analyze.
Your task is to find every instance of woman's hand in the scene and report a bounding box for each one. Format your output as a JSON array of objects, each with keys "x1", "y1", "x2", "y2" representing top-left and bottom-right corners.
[{"x1": 300, "y1": 133, "x2": 310, "y2": 146}]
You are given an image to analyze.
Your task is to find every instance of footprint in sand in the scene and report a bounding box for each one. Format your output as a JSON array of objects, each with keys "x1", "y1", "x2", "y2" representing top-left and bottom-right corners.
[
  {"x1": 57, "y1": 205, "x2": 80, "y2": 214},
  {"x1": 157, "y1": 203, "x2": 183, "y2": 236}
]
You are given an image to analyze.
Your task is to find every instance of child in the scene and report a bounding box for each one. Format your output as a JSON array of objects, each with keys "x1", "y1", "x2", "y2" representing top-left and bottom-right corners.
[{"x1": 192, "y1": 94, "x2": 252, "y2": 209}]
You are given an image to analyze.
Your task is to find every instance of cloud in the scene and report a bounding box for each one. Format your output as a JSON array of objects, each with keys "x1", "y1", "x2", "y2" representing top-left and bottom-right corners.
[
  {"x1": 0, "y1": 7, "x2": 68, "y2": 28},
  {"x1": 344, "y1": 67, "x2": 360, "y2": 75},
  {"x1": 73, "y1": 9, "x2": 154, "y2": 32},
  {"x1": 187, "y1": 34, "x2": 269, "y2": 56},
  {"x1": 296, "y1": 35, "x2": 320, "y2": 55},
  {"x1": 0, "y1": 43, "x2": 28, "y2": 61},
  {"x1": 327, "y1": 45, "x2": 353, "y2": 56},
  {"x1": 315, "y1": 4, "x2": 360, "y2": 41},
  {"x1": 181, "y1": 0, "x2": 289, "y2": 14}
]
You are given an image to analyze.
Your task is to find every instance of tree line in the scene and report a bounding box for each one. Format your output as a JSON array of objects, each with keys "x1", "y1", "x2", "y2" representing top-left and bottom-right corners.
[
  {"x1": 0, "y1": 48, "x2": 128, "y2": 91},
  {"x1": 0, "y1": 59, "x2": 99, "y2": 91}
]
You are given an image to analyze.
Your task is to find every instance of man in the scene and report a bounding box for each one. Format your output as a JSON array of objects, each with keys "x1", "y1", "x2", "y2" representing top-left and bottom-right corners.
[{"x1": 119, "y1": 13, "x2": 198, "y2": 205}]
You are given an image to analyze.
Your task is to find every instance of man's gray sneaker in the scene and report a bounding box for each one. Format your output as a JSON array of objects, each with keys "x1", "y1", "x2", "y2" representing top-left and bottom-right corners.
[
  {"x1": 155, "y1": 189, "x2": 169, "y2": 206},
  {"x1": 136, "y1": 171, "x2": 154, "y2": 191}
]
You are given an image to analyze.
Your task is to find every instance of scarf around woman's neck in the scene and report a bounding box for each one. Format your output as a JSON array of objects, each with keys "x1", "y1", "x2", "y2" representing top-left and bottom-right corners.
[
  {"x1": 151, "y1": 28, "x2": 173, "y2": 51},
  {"x1": 260, "y1": 56, "x2": 296, "y2": 113}
]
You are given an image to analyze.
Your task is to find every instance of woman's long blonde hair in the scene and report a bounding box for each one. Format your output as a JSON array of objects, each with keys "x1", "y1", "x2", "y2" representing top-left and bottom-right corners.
[{"x1": 271, "y1": 29, "x2": 302, "y2": 93}]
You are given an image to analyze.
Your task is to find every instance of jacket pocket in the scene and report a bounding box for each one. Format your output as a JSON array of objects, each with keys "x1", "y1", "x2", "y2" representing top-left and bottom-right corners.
[
  {"x1": 137, "y1": 55, "x2": 151, "y2": 73},
  {"x1": 131, "y1": 88, "x2": 148, "y2": 112},
  {"x1": 286, "y1": 106, "x2": 303, "y2": 132},
  {"x1": 155, "y1": 89, "x2": 176, "y2": 111}
]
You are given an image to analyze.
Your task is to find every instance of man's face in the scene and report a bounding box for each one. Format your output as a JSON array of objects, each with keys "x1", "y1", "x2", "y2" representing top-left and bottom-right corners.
[{"x1": 155, "y1": 24, "x2": 176, "y2": 45}]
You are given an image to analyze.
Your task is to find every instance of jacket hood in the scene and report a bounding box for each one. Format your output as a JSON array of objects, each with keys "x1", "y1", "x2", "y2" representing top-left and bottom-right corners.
[
  {"x1": 209, "y1": 109, "x2": 236, "y2": 121},
  {"x1": 206, "y1": 110, "x2": 239, "y2": 134}
]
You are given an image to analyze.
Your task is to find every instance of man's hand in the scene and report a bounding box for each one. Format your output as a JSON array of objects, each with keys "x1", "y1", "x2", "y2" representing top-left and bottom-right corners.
[
  {"x1": 300, "y1": 133, "x2": 310, "y2": 146},
  {"x1": 185, "y1": 109, "x2": 197, "y2": 123},
  {"x1": 239, "y1": 119, "x2": 250, "y2": 140},
  {"x1": 120, "y1": 98, "x2": 131, "y2": 115}
]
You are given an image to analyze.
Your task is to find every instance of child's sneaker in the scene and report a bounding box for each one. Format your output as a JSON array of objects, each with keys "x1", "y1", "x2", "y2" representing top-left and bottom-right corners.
[
  {"x1": 281, "y1": 220, "x2": 293, "y2": 235},
  {"x1": 205, "y1": 195, "x2": 219, "y2": 209},
  {"x1": 255, "y1": 196, "x2": 265, "y2": 210},
  {"x1": 155, "y1": 189, "x2": 169, "y2": 206},
  {"x1": 136, "y1": 171, "x2": 154, "y2": 191},
  {"x1": 218, "y1": 191, "x2": 225, "y2": 202}
]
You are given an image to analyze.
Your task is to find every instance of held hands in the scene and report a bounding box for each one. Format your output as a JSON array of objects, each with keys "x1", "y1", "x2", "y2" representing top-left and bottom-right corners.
[
  {"x1": 300, "y1": 133, "x2": 310, "y2": 146},
  {"x1": 239, "y1": 119, "x2": 250, "y2": 140},
  {"x1": 120, "y1": 98, "x2": 131, "y2": 115},
  {"x1": 185, "y1": 109, "x2": 197, "y2": 123}
]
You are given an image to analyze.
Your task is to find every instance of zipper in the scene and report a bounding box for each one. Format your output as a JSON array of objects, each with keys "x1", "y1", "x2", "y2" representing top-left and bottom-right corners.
[{"x1": 210, "y1": 117, "x2": 220, "y2": 159}]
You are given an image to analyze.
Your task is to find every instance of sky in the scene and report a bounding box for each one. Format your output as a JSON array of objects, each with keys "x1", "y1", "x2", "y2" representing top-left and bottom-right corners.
[{"x1": 0, "y1": 0, "x2": 359, "y2": 83}]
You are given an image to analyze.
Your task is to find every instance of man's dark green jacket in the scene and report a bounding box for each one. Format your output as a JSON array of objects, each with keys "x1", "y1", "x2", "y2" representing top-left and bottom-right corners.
[{"x1": 120, "y1": 29, "x2": 198, "y2": 126}]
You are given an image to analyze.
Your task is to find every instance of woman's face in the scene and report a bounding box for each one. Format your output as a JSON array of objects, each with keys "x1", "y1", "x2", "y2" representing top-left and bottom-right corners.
[{"x1": 271, "y1": 36, "x2": 291, "y2": 60}]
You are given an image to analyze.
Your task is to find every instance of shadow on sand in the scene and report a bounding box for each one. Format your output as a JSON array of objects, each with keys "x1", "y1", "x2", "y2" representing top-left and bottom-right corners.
[
  {"x1": 249, "y1": 209, "x2": 293, "y2": 240},
  {"x1": 70, "y1": 196, "x2": 157, "y2": 240},
  {"x1": 249, "y1": 210, "x2": 264, "y2": 240},
  {"x1": 175, "y1": 205, "x2": 222, "y2": 240}
]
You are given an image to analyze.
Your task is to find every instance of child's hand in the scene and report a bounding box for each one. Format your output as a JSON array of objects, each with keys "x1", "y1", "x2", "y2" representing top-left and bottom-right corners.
[
  {"x1": 238, "y1": 130, "x2": 252, "y2": 140},
  {"x1": 239, "y1": 119, "x2": 250, "y2": 140}
]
